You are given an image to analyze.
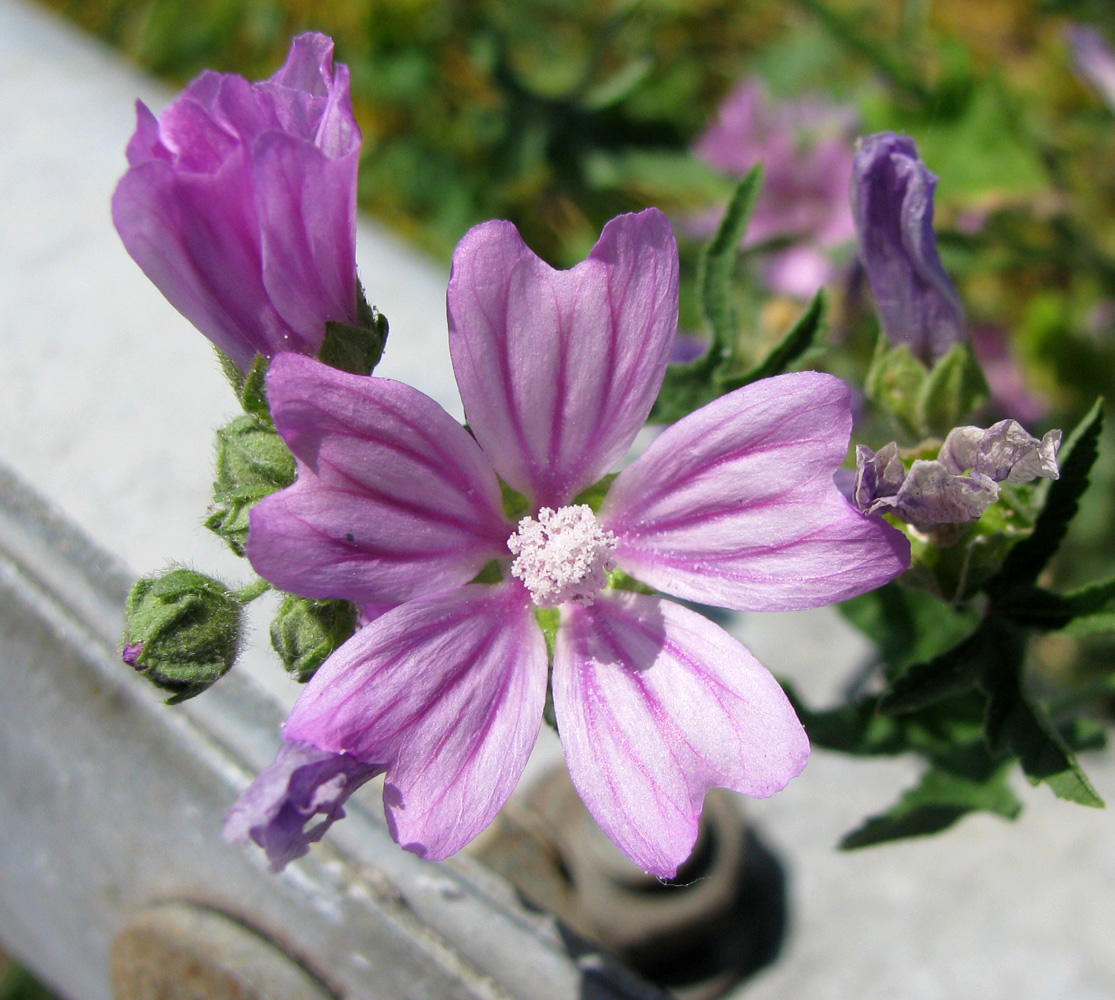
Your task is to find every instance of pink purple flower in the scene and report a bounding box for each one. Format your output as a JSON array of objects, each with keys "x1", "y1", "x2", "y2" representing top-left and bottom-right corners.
[
  {"x1": 691, "y1": 80, "x2": 857, "y2": 299},
  {"x1": 231, "y1": 209, "x2": 909, "y2": 877},
  {"x1": 113, "y1": 33, "x2": 362, "y2": 371},
  {"x1": 851, "y1": 132, "x2": 965, "y2": 365}
]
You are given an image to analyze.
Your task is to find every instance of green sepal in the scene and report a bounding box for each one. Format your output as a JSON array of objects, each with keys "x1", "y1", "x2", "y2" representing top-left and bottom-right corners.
[
  {"x1": 607, "y1": 568, "x2": 656, "y2": 596},
  {"x1": 238, "y1": 354, "x2": 273, "y2": 423},
  {"x1": 864, "y1": 336, "x2": 928, "y2": 435},
  {"x1": 500, "y1": 480, "x2": 531, "y2": 522},
  {"x1": 535, "y1": 607, "x2": 560, "y2": 730},
  {"x1": 839, "y1": 756, "x2": 1022, "y2": 850},
  {"x1": 571, "y1": 473, "x2": 618, "y2": 513},
  {"x1": 270, "y1": 596, "x2": 359, "y2": 683},
  {"x1": 318, "y1": 291, "x2": 389, "y2": 376},
  {"x1": 206, "y1": 414, "x2": 296, "y2": 556},
  {"x1": 122, "y1": 568, "x2": 243, "y2": 704},
  {"x1": 987, "y1": 398, "x2": 1104, "y2": 598},
  {"x1": 916, "y1": 342, "x2": 989, "y2": 438}
]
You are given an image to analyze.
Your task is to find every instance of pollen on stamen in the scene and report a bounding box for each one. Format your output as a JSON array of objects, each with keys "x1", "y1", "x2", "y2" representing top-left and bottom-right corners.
[{"x1": 507, "y1": 504, "x2": 618, "y2": 608}]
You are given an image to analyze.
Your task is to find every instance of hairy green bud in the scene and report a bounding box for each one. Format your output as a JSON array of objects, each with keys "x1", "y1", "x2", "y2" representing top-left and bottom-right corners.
[
  {"x1": 270, "y1": 596, "x2": 359, "y2": 683},
  {"x1": 122, "y1": 568, "x2": 243, "y2": 703}
]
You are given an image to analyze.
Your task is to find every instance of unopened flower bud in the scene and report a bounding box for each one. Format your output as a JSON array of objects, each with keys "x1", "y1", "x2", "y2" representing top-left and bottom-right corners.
[
  {"x1": 206, "y1": 414, "x2": 296, "y2": 556},
  {"x1": 270, "y1": 596, "x2": 358, "y2": 683},
  {"x1": 122, "y1": 569, "x2": 244, "y2": 703},
  {"x1": 852, "y1": 132, "x2": 965, "y2": 365}
]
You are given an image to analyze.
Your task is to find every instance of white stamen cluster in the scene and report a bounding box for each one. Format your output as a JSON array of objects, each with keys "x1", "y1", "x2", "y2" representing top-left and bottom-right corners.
[{"x1": 507, "y1": 504, "x2": 618, "y2": 608}]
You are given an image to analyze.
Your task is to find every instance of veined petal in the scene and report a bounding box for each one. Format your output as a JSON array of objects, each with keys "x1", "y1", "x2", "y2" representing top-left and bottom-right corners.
[
  {"x1": 553, "y1": 592, "x2": 809, "y2": 878},
  {"x1": 112, "y1": 150, "x2": 291, "y2": 371},
  {"x1": 602, "y1": 372, "x2": 910, "y2": 611},
  {"x1": 448, "y1": 210, "x2": 679, "y2": 509},
  {"x1": 247, "y1": 354, "x2": 511, "y2": 606},
  {"x1": 255, "y1": 130, "x2": 359, "y2": 341},
  {"x1": 284, "y1": 584, "x2": 548, "y2": 860}
]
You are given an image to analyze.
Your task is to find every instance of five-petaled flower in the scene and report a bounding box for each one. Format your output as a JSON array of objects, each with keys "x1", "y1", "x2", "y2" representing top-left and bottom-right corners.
[
  {"x1": 228, "y1": 209, "x2": 910, "y2": 877},
  {"x1": 113, "y1": 33, "x2": 362, "y2": 372}
]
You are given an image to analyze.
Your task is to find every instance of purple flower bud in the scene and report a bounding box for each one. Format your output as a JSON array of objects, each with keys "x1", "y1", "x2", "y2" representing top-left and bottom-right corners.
[
  {"x1": 113, "y1": 34, "x2": 362, "y2": 372},
  {"x1": 851, "y1": 132, "x2": 965, "y2": 364},
  {"x1": 224, "y1": 739, "x2": 381, "y2": 871}
]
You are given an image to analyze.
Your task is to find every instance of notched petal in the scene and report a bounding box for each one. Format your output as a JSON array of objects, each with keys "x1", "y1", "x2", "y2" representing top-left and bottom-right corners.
[{"x1": 553, "y1": 592, "x2": 809, "y2": 878}]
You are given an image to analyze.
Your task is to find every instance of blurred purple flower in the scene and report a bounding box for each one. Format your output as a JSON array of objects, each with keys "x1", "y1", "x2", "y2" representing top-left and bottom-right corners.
[
  {"x1": 239, "y1": 209, "x2": 909, "y2": 877},
  {"x1": 852, "y1": 132, "x2": 965, "y2": 364},
  {"x1": 855, "y1": 420, "x2": 1061, "y2": 532},
  {"x1": 225, "y1": 739, "x2": 381, "y2": 871},
  {"x1": 691, "y1": 80, "x2": 857, "y2": 299},
  {"x1": 1067, "y1": 24, "x2": 1115, "y2": 110},
  {"x1": 113, "y1": 33, "x2": 362, "y2": 372},
  {"x1": 969, "y1": 325, "x2": 1047, "y2": 424}
]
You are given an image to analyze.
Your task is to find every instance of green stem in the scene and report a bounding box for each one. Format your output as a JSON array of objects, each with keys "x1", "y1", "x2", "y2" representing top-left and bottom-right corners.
[{"x1": 233, "y1": 578, "x2": 272, "y2": 604}]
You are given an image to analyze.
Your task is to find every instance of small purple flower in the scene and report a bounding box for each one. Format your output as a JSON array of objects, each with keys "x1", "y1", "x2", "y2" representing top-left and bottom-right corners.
[
  {"x1": 855, "y1": 420, "x2": 1061, "y2": 532},
  {"x1": 691, "y1": 80, "x2": 857, "y2": 299},
  {"x1": 851, "y1": 132, "x2": 965, "y2": 364},
  {"x1": 113, "y1": 34, "x2": 362, "y2": 371},
  {"x1": 1067, "y1": 24, "x2": 1115, "y2": 110},
  {"x1": 224, "y1": 739, "x2": 381, "y2": 871},
  {"x1": 241, "y1": 209, "x2": 910, "y2": 877}
]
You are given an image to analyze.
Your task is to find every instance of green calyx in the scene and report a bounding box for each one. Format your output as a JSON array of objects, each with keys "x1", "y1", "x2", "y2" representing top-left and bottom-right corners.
[
  {"x1": 317, "y1": 286, "x2": 389, "y2": 376},
  {"x1": 206, "y1": 414, "x2": 296, "y2": 556},
  {"x1": 122, "y1": 568, "x2": 244, "y2": 704},
  {"x1": 270, "y1": 596, "x2": 359, "y2": 683}
]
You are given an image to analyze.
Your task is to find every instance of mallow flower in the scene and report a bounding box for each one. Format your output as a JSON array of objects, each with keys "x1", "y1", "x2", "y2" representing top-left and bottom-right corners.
[
  {"x1": 113, "y1": 33, "x2": 361, "y2": 372},
  {"x1": 852, "y1": 132, "x2": 965, "y2": 365},
  {"x1": 228, "y1": 209, "x2": 910, "y2": 877},
  {"x1": 691, "y1": 79, "x2": 857, "y2": 300}
]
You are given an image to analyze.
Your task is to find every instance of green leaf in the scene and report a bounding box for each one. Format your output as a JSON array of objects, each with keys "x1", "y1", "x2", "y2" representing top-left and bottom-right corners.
[
  {"x1": 723, "y1": 290, "x2": 827, "y2": 388},
  {"x1": 1059, "y1": 612, "x2": 1115, "y2": 636},
  {"x1": 838, "y1": 581, "x2": 980, "y2": 676},
  {"x1": 698, "y1": 167, "x2": 763, "y2": 353},
  {"x1": 878, "y1": 626, "x2": 986, "y2": 714},
  {"x1": 1000, "y1": 576, "x2": 1115, "y2": 630},
  {"x1": 915, "y1": 342, "x2": 989, "y2": 438},
  {"x1": 978, "y1": 619, "x2": 1104, "y2": 807},
  {"x1": 988, "y1": 398, "x2": 1104, "y2": 594},
  {"x1": 840, "y1": 759, "x2": 1022, "y2": 850}
]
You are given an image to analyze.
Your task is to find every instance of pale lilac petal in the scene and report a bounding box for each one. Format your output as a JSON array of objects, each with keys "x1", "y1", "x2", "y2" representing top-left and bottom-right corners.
[
  {"x1": 939, "y1": 420, "x2": 1061, "y2": 484},
  {"x1": 284, "y1": 585, "x2": 547, "y2": 860},
  {"x1": 247, "y1": 354, "x2": 511, "y2": 606},
  {"x1": 602, "y1": 372, "x2": 910, "y2": 611},
  {"x1": 853, "y1": 441, "x2": 906, "y2": 511},
  {"x1": 255, "y1": 131, "x2": 360, "y2": 339},
  {"x1": 876, "y1": 460, "x2": 998, "y2": 531},
  {"x1": 553, "y1": 592, "x2": 809, "y2": 878},
  {"x1": 223, "y1": 739, "x2": 381, "y2": 872},
  {"x1": 448, "y1": 209, "x2": 679, "y2": 508}
]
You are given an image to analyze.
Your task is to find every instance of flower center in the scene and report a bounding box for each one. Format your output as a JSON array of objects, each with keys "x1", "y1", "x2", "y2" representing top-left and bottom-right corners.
[{"x1": 507, "y1": 505, "x2": 618, "y2": 608}]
